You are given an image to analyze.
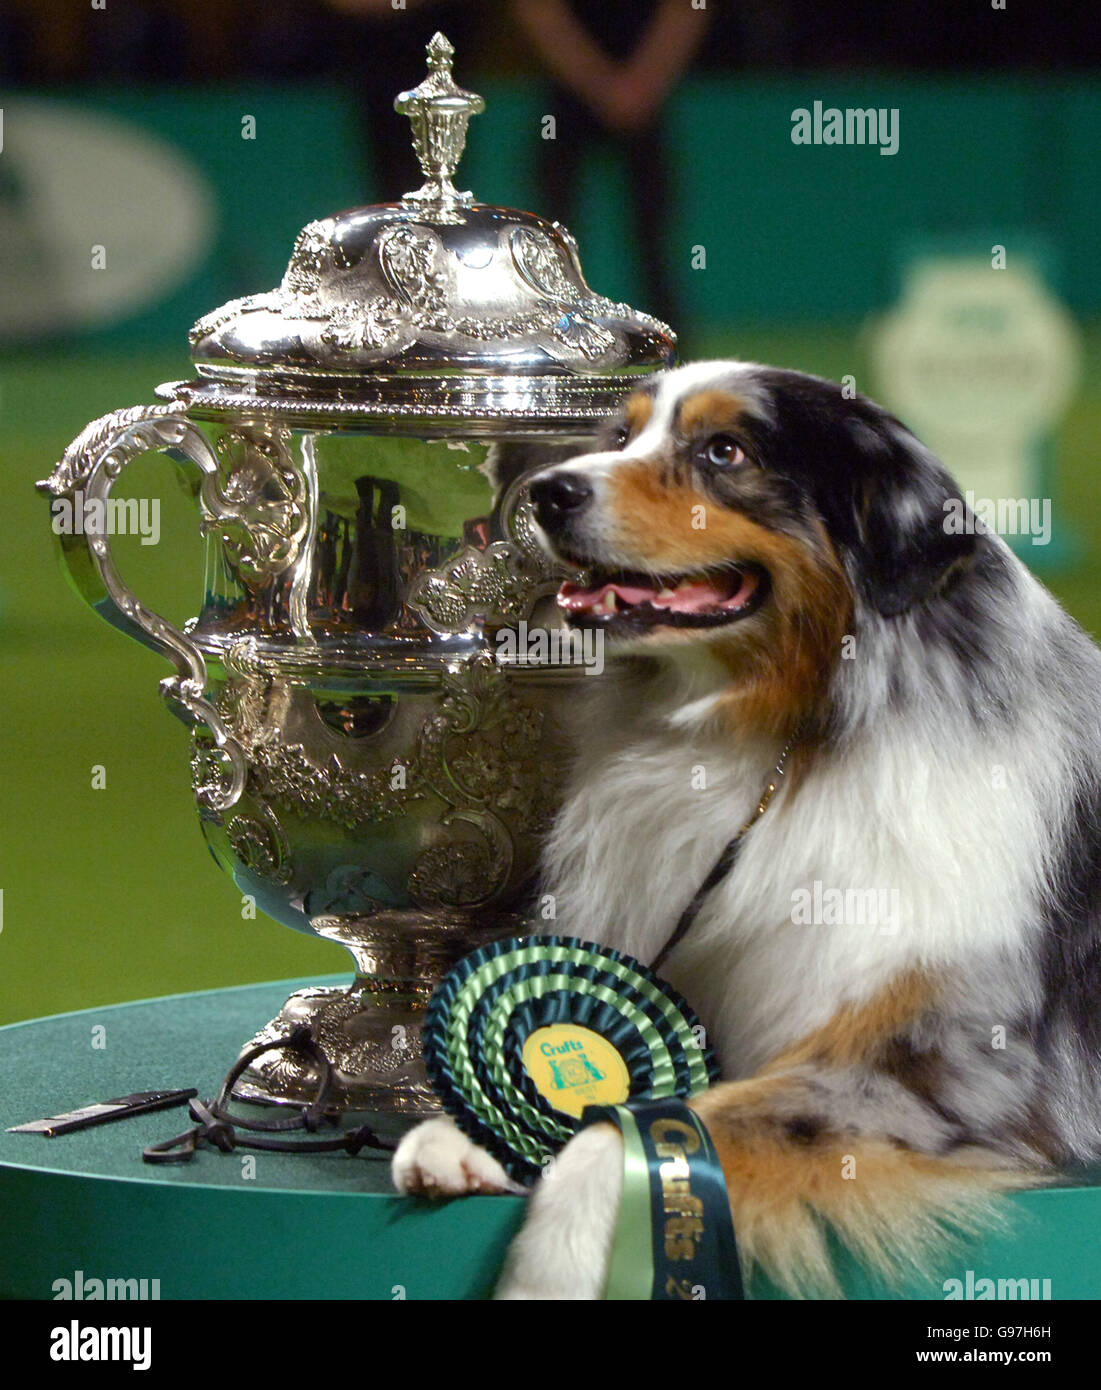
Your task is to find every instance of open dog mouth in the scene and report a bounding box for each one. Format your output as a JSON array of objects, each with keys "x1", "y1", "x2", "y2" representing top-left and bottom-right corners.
[{"x1": 556, "y1": 562, "x2": 771, "y2": 631}]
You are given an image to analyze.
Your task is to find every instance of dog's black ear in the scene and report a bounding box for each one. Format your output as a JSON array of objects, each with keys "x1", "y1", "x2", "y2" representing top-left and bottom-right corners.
[
  {"x1": 844, "y1": 419, "x2": 978, "y2": 618},
  {"x1": 746, "y1": 370, "x2": 979, "y2": 619}
]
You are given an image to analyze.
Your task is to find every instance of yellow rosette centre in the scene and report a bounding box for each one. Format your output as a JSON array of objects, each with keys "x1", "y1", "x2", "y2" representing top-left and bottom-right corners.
[{"x1": 521, "y1": 1024, "x2": 631, "y2": 1119}]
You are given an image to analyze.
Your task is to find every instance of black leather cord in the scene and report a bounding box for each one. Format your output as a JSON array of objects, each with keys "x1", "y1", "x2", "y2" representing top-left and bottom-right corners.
[
  {"x1": 651, "y1": 734, "x2": 801, "y2": 975},
  {"x1": 142, "y1": 1025, "x2": 396, "y2": 1165},
  {"x1": 651, "y1": 835, "x2": 744, "y2": 975}
]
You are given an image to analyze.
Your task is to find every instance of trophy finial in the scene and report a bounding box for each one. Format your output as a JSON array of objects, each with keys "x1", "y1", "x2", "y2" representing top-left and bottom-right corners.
[
  {"x1": 395, "y1": 31, "x2": 485, "y2": 208},
  {"x1": 426, "y1": 30, "x2": 454, "y2": 69}
]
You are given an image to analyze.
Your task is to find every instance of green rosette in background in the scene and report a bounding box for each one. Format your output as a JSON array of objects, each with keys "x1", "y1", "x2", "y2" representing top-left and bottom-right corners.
[{"x1": 423, "y1": 935, "x2": 719, "y2": 1183}]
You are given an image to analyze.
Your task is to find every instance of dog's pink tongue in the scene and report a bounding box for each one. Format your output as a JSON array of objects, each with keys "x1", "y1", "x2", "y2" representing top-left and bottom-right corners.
[
  {"x1": 558, "y1": 570, "x2": 757, "y2": 614},
  {"x1": 652, "y1": 579, "x2": 737, "y2": 613}
]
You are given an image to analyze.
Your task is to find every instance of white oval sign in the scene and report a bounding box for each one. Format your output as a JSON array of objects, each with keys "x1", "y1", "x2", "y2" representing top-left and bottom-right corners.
[{"x1": 0, "y1": 98, "x2": 215, "y2": 338}]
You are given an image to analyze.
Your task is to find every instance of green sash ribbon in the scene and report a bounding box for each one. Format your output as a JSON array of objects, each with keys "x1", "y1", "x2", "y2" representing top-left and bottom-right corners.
[{"x1": 582, "y1": 1099, "x2": 744, "y2": 1301}]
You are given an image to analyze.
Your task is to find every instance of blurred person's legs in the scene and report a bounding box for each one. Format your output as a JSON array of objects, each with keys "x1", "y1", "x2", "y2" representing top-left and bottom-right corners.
[
  {"x1": 619, "y1": 125, "x2": 678, "y2": 329},
  {"x1": 537, "y1": 87, "x2": 588, "y2": 240},
  {"x1": 540, "y1": 86, "x2": 680, "y2": 330},
  {"x1": 0, "y1": 2, "x2": 30, "y2": 82}
]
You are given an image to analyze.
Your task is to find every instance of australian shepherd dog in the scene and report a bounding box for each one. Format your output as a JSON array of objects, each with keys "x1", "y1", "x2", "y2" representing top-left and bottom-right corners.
[{"x1": 393, "y1": 361, "x2": 1101, "y2": 1299}]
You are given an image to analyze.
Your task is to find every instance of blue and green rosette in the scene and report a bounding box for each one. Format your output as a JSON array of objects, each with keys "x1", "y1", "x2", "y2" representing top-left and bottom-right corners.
[
  {"x1": 423, "y1": 934, "x2": 744, "y2": 1299},
  {"x1": 423, "y1": 933, "x2": 719, "y2": 1183}
]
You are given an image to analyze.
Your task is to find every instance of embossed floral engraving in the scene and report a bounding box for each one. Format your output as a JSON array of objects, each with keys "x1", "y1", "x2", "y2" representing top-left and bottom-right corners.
[
  {"x1": 407, "y1": 541, "x2": 532, "y2": 633},
  {"x1": 509, "y1": 225, "x2": 617, "y2": 360},
  {"x1": 197, "y1": 661, "x2": 429, "y2": 833},
  {"x1": 407, "y1": 841, "x2": 494, "y2": 908},
  {"x1": 510, "y1": 225, "x2": 578, "y2": 301},
  {"x1": 280, "y1": 219, "x2": 334, "y2": 303},
  {"x1": 243, "y1": 982, "x2": 429, "y2": 1094},
  {"x1": 191, "y1": 653, "x2": 560, "y2": 913},
  {"x1": 321, "y1": 297, "x2": 405, "y2": 352},
  {"x1": 408, "y1": 657, "x2": 558, "y2": 907},
  {"x1": 199, "y1": 428, "x2": 308, "y2": 589},
  {"x1": 227, "y1": 805, "x2": 293, "y2": 885},
  {"x1": 379, "y1": 225, "x2": 448, "y2": 310},
  {"x1": 190, "y1": 215, "x2": 657, "y2": 367},
  {"x1": 407, "y1": 490, "x2": 566, "y2": 636}
]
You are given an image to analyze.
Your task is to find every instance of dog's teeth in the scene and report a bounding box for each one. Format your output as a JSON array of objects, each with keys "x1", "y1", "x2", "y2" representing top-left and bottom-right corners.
[
  {"x1": 656, "y1": 587, "x2": 676, "y2": 600},
  {"x1": 595, "y1": 593, "x2": 616, "y2": 614}
]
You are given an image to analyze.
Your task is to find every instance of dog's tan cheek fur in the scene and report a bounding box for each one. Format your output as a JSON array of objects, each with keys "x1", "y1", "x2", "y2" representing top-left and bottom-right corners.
[
  {"x1": 605, "y1": 465, "x2": 770, "y2": 572},
  {"x1": 624, "y1": 392, "x2": 654, "y2": 435},
  {"x1": 717, "y1": 521, "x2": 853, "y2": 739},
  {"x1": 606, "y1": 466, "x2": 854, "y2": 739}
]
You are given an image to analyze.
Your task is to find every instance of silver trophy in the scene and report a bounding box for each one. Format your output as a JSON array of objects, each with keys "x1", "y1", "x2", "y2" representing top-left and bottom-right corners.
[{"x1": 38, "y1": 33, "x2": 675, "y2": 1113}]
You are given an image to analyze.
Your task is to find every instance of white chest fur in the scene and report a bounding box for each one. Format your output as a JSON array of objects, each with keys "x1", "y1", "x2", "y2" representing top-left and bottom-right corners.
[{"x1": 542, "y1": 664, "x2": 1061, "y2": 1080}]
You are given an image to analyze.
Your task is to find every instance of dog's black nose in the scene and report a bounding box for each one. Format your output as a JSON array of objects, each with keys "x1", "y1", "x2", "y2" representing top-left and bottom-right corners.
[{"x1": 529, "y1": 473, "x2": 593, "y2": 532}]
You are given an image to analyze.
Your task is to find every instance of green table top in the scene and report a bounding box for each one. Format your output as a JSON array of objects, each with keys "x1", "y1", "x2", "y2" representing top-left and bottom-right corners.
[
  {"x1": 0, "y1": 976, "x2": 525, "y2": 1300},
  {"x1": 2, "y1": 978, "x2": 1099, "y2": 1301},
  {"x1": 0, "y1": 975, "x2": 413, "y2": 1193}
]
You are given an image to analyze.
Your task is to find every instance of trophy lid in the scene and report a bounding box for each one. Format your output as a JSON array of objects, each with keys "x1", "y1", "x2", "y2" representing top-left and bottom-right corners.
[{"x1": 166, "y1": 32, "x2": 675, "y2": 435}]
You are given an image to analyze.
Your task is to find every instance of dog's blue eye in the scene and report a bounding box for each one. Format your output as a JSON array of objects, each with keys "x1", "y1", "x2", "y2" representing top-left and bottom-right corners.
[{"x1": 703, "y1": 434, "x2": 746, "y2": 468}]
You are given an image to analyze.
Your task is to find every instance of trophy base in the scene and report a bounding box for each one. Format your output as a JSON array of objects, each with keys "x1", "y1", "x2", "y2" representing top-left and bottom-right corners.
[{"x1": 231, "y1": 909, "x2": 530, "y2": 1113}]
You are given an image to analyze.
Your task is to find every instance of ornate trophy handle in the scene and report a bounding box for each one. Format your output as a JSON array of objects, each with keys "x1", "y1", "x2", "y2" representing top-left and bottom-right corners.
[{"x1": 37, "y1": 403, "x2": 246, "y2": 813}]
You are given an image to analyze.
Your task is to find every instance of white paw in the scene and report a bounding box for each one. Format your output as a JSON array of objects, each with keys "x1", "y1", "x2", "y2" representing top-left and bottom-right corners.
[
  {"x1": 391, "y1": 1116, "x2": 527, "y2": 1197},
  {"x1": 494, "y1": 1123, "x2": 623, "y2": 1300}
]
